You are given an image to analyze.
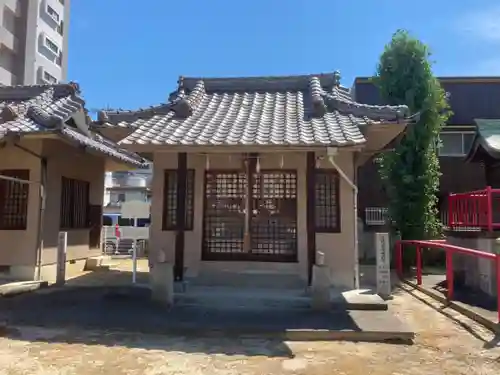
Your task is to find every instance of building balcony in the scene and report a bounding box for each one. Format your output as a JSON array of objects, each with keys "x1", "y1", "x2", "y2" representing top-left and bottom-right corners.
[
  {"x1": 105, "y1": 174, "x2": 150, "y2": 189},
  {"x1": 0, "y1": 27, "x2": 19, "y2": 53}
]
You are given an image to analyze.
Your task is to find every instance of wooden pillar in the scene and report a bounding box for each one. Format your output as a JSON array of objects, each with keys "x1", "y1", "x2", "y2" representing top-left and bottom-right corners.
[
  {"x1": 243, "y1": 153, "x2": 256, "y2": 253},
  {"x1": 306, "y1": 152, "x2": 316, "y2": 284},
  {"x1": 174, "y1": 152, "x2": 187, "y2": 281}
]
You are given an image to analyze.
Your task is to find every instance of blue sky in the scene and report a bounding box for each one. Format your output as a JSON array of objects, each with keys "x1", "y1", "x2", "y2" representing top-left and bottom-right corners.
[{"x1": 68, "y1": 0, "x2": 500, "y2": 111}]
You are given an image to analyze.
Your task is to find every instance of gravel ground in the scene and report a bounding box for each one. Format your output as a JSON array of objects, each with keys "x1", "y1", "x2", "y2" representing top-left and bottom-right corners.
[{"x1": 0, "y1": 284, "x2": 499, "y2": 374}]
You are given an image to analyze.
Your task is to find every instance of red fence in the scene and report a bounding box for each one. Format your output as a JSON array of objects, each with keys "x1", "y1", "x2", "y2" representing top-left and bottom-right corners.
[
  {"x1": 395, "y1": 239, "x2": 500, "y2": 323},
  {"x1": 448, "y1": 186, "x2": 500, "y2": 231}
]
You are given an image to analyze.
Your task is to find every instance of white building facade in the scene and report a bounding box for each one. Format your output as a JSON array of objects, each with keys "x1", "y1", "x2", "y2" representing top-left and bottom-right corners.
[
  {"x1": 0, "y1": 0, "x2": 70, "y2": 85},
  {"x1": 103, "y1": 168, "x2": 152, "y2": 214}
]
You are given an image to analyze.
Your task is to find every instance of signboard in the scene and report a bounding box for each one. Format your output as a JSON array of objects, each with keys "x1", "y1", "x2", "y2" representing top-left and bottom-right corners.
[
  {"x1": 56, "y1": 231, "x2": 68, "y2": 285},
  {"x1": 120, "y1": 201, "x2": 150, "y2": 219},
  {"x1": 375, "y1": 232, "x2": 391, "y2": 298}
]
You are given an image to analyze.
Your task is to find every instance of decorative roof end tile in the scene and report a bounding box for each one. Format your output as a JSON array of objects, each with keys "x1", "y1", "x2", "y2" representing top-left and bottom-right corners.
[
  {"x1": 1, "y1": 105, "x2": 18, "y2": 122},
  {"x1": 308, "y1": 76, "x2": 326, "y2": 117},
  {"x1": 68, "y1": 81, "x2": 80, "y2": 94},
  {"x1": 333, "y1": 71, "x2": 341, "y2": 86},
  {"x1": 26, "y1": 105, "x2": 63, "y2": 129}
]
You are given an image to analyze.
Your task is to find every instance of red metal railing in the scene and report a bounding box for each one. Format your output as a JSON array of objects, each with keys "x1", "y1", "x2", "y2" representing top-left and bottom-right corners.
[
  {"x1": 395, "y1": 239, "x2": 500, "y2": 323},
  {"x1": 448, "y1": 186, "x2": 500, "y2": 231}
]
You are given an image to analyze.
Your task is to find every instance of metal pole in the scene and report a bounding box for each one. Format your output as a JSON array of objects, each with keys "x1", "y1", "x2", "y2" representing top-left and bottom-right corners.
[
  {"x1": 35, "y1": 158, "x2": 47, "y2": 281},
  {"x1": 132, "y1": 217, "x2": 137, "y2": 284}
]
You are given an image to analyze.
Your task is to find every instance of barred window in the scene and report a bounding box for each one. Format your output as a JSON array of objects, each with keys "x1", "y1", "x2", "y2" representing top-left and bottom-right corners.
[
  {"x1": 60, "y1": 177, "x2": 90, "y2": 229},
  {"x1": 162, "y1": 169, "x2": 195, "y2": 230},
  {"x1": 314, "y1": 170, "x2": 340, "y2": 232},
  {"x1": 0, "y1": 170, "x2": 30, "y2": 230}
]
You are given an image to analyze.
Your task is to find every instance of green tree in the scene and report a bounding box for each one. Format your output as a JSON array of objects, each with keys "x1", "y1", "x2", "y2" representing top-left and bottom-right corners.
[{"x1": 373, "y1": 30, "x2": 451, "y2": 265}]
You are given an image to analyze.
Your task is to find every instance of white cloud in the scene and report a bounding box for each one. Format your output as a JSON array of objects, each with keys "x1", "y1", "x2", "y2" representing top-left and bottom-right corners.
[{"x1": 456, "y1": 6, "x2": 500, "y2": 42}]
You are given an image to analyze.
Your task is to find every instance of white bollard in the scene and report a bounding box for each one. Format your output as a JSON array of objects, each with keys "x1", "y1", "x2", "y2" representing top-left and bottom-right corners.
[{"x1": 132, "y1": 239, "x2": 137, "y2": 284}]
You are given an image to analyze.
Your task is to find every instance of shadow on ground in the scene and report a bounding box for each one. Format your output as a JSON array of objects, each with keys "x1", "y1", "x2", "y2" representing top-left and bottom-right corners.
[
  {"x1": 399, "y1": 283, "x2": 500, "y2": 349},
  {"x1": 432, "y1": 280, "x2": 498, "y2": 314},
  {"x1": 0, "y1": 284, "x2": 362, "y2": 357},
  {"x1": 2, "y1": 325, "x2": 296, "y2": 358},
  {"x1": 65, "y1": 269, "x2": 149, "y2": 287}
]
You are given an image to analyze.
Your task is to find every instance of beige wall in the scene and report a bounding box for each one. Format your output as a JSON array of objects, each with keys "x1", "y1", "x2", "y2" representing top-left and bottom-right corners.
[
  {"x1": 150, "y1": 150, "x2": 356, "y2": 289},
  {"x1": 0, "y1": 139, "x2": 105, "y2": 281},
  {"x1": 39, "y1": 140, "x2": 105, "y2": 281},
  {"x1": 315, "y1": 153, "x2": 356, "y2": 288},
  {"x1": 0, "y1": 140, "x2": 42, "y2": 276}
]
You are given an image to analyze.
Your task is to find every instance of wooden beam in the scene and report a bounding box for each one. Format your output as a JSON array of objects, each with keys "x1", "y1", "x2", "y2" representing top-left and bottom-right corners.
[
  {"x1": 243, "y1": 153, "x2": 256, "y2": 252},
  {"x1": 174, "y1": 152, "x2": 187, "y2": 281},
  {"x1": 306, "y1": 152, "x2": 316, "y2": 284}
]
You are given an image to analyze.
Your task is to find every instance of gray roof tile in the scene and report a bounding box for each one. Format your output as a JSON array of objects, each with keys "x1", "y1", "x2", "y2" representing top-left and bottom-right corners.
[
  {"x1": 0, "y1": 83, "x2": 147, "y2": 167},
  {"x1": 97, "y1": 73, "x2": 409, "y2": 147}
]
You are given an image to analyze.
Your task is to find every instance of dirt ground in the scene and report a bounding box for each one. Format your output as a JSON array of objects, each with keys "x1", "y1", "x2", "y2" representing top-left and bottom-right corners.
[{"x1": 0, "y1": 262, "x2": 499, "y2": 374}]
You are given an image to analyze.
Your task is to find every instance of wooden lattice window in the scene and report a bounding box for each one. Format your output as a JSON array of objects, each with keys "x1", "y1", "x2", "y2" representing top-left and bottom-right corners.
[
  {"x1": 314, "y1": 170, "x2": 340, "y2": 232},
  {"x1": 162, "y1": 169, "x2": 195, "y2": 230},
  {"x1": 0, "y1": 170, "x2": 30, "y2": 230},
  {"x1": 60, "y1": 177, "x2": 90, "y2": 229}
]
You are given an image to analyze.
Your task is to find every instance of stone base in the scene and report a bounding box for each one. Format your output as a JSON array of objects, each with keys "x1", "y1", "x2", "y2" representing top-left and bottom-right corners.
[
  {"x1": 150, "y1": 262, "x2": 174, "y2": 307},
  {"x1": 311, "y1": 265, "x2": 331, "y2": 311},
  {"x1": 447, "y1": 236, "x2": 498, "y2": 297},
  {"x1": 0, "y1": 280, "x2": 48, "y2": 296},
  {"x1": 338, "y1": 289, "x2": 388, "y2": 310},
  {"x1": 84, "y1": 257, "x2": 104, "y2": 270}
]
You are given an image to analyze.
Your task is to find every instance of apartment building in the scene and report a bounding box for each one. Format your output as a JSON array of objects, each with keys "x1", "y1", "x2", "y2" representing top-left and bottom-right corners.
[
  {"x1": 0, "y1": 0, "x2": 69, "y2": 85},
  {"x1": 103, "y1": 168, "x2": 152, "y2": 215}
]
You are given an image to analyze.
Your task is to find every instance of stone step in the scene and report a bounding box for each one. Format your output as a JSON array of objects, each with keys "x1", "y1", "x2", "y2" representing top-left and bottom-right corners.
[
  {"x1": 177, "y1": 286, "x2": 310, "y2": 309},
  {"x1": 186, "y1": 271, "x2": 307, "y2": 289},
  {"x1": 174, "y1": 285, "x2": 388, "y2": 311}
]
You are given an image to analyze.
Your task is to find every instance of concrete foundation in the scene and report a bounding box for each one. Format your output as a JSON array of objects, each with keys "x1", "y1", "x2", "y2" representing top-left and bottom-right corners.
[
  {"x1": 446, "y1": 235, "x2": 499, "y2": 298},
  {"x1": 150, "y1": 262, "x2": 174, "y2": 307}
]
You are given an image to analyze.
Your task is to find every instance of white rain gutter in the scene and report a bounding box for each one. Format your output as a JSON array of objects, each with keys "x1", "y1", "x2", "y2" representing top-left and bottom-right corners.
[{"x1": 327, "y1": 147, "x2": 360, "y2": 290}]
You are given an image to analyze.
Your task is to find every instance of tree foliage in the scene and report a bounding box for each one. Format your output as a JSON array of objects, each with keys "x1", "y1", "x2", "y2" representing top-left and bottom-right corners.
[{"x1": 373, "y1": 30, "x2": 451, "y2": 245}]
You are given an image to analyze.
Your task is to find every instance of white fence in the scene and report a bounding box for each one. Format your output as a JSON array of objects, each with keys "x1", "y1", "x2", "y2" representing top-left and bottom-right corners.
[
  {"x1": 363, "y1": 207, "x2": 481, "y2": 232},
  {"x1": 101, "y1": 225, "x2": 150, "y2": 256},
  {"x1": 364, "y1": 207, "x2": 389, "y2": 226}
]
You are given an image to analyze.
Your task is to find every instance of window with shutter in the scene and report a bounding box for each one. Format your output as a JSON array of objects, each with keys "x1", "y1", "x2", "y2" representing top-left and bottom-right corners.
[
  {"x1": 0, "y1": 170, "x2": 30, "y2": 230},
  {"x1": 314, "y1": 170, "x2": 341, "y2": 232},
  {"x1": 60, "y1": 177, "x2": 90, "y2": 229}
]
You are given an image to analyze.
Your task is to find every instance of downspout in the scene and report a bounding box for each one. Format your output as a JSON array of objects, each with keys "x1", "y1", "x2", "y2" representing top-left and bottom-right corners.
[
  {"x1": 327, "y1": 149, "x2": 360, "y2": 290},
  {"x1": 35, "y1": 158, "x2": 47, "y2": 281}
]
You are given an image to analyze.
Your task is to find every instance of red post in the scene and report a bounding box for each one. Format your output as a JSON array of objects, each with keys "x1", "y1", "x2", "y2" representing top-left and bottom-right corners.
[
  {"x1": 464, "y1": 196, "x2": 470, "y2": 227},
  {"x1": 496, "y1": 253, "x2": 500, "y2": 324},
  {"x1": 482, "y1": 192, "x2": 488, "y2": 227},
  {"x1": 446, "y1": 249, "x2": 454, "y2": 301},
  {"x1": 416, "y1": 245, "x2": 422, "y2": 285},
  {"x1": 448, "y1": 195, "x2": 453, "y2": 228},
  {"x1": 486, "y1": 186, "x2": 493, "y2": 232},
  {"x1": 396, "y1": 241, "x2": 403, "y2": 279}
]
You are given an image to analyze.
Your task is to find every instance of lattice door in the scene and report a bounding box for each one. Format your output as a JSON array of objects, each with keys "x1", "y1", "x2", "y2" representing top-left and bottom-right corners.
[{"x1": 202, "y1": 170, "x2": 297, "y2": 262}]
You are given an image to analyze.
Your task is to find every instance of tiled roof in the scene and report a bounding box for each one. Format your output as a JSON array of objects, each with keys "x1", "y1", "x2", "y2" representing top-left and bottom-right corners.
[
  {"x1": 0, "y1": 83, "x2": 147, "y2": 167},
  {"x1": 97, "y1": 72, "x2": 409, "y2": 147},
  {"x1": 466, "y1": 119, "x2": 500, "y2": 162}
]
